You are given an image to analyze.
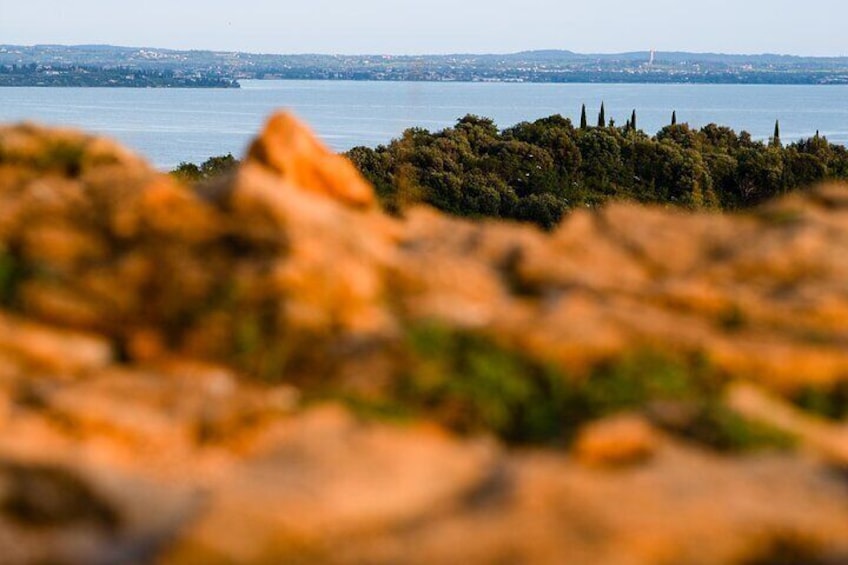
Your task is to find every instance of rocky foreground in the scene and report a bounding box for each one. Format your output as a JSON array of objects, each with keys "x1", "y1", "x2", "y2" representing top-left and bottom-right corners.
[{"x1": 0, "y1": 115, "x2": 846, "y2": 564}]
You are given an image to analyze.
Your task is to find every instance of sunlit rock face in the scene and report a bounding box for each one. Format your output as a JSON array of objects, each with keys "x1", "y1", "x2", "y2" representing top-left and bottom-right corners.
[{"x1": 0, "y1": 115, "x2": 846, "y2": 564}]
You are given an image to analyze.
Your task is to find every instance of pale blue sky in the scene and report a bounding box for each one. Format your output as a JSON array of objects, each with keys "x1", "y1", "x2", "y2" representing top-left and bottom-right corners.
[{"x1": 1, "y1": 0, "x2": 844, "y2": 56}]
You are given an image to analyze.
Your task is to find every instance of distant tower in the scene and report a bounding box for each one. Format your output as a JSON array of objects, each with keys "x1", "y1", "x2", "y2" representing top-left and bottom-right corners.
[{"x1": 649, "y1": 49, "x2": 656, "y2": 65}]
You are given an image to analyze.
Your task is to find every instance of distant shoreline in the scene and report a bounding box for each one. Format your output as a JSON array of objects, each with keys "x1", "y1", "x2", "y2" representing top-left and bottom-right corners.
[
  {"x1": 0, "y1": 83, "x2": 240, "y2": 88},
  {"x1": 3, "y1": 44, "x2": 848, "y2": 87},
  {"x1": 3, "y1": 76, "x2": 848, "y2": 88}
]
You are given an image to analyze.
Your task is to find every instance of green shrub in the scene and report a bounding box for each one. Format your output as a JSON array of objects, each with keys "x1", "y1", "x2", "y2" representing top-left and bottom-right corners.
[
  {"x1": 322, "y1": 322, "x2": 794, "y2": 451},
  {"x1": 792, "y1": 383, "x2": 848, "y2": 420},
  {"x1": 38, "y1": 140, "x2": 86, "y2": 176},
  {"x1": 0, "y1": 251, "x2": 24, "y2": 307},
  {"x1": 397, "y1": 322, "x2": 570, "y2": 443},
  {"x1": 663, "y1": 402, "x2": 796, "y2": 452}
]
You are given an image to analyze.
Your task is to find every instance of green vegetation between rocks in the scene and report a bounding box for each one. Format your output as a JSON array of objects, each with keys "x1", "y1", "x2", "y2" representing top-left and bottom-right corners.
[
  {"x1": 37, "y1": 139, "x2": 87, "y2": 176},
  {"x1": 0, "y1": 252, "x2": 23, "y2": 307},
  {"x1": 791, "y1": 382, "x2": 848, "y2": 421},
  {"x1": 396, "y1": 323, "x2": 568, "y2": 443},
  {"x1": 333, "y1": 322, "x2": 795, "y2": 450},
  {"x1": 0, "y1": 134, "x2": 87, "y2": 175},
  {"x1": 741, "y1": 534, "x2": 843, "y2": 565}
]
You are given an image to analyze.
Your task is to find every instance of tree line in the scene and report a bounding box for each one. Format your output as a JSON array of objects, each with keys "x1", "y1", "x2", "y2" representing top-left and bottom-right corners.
[
  {"x1": 347, "y1": 108, "x2": 848, "y2": 228},
  {"x1": 173, "y1": 109, "x2": 848, "y2": 229}
]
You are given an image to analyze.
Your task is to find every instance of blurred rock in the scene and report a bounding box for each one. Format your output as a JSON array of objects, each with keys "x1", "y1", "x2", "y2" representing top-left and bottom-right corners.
[
  {"x1": 0, "y1": 114, "x2": 846, "y2": 563},
  {"x1": 245, "y1": 112, "x2": 376, "y2": 209},
  {"x1": 573, "y1": 414, "x2": 660, "y2": 467}
]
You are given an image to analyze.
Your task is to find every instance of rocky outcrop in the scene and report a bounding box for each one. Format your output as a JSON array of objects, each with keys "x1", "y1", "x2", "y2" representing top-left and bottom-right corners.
[{"x1": 0, "y1": 115, "x2": 846, "y2": 563}]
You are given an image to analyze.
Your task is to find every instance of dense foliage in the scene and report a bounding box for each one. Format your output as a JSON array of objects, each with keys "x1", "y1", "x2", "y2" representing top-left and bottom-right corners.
[
  {"x1": 172, "y1": 114, "x2": 848, "y2": 230},
  {"x1": 346, "y1": 114, "x2": 848, "y2": 228},
  {"x1": 170, "y1": 153, "x2": 239, "y2": 182}
]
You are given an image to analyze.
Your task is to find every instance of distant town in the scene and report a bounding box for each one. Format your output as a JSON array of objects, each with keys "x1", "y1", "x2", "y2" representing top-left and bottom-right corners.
[{"x1": 2, "y1": 44, "x2": 848, "y2": 87}]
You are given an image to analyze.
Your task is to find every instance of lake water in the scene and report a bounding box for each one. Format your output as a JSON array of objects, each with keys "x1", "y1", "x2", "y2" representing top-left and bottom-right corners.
[{"x1": 1, "y1": 80, "x2": 847, "y2": 170}]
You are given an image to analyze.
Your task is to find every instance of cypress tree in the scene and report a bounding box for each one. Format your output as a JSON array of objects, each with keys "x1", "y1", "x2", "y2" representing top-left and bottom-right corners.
[
  {"x1": 580, "y1": 104, "x2": 588, "y2": 129},
  {"x1": 631, "y1": 109, "x2": 637, "y2": 131},
  {"x1": 598, "y1": 102, "x2": 606, "y2": 128},
  {"x1": 772, "y1": 120, "x2": 781, "y2": 147},
  {"x1": 671, "y1": 111, "x2": 677, "y2": 126}
]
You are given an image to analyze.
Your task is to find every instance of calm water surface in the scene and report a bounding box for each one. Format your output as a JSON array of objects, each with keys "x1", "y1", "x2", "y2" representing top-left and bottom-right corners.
[{"x1": 1, "y1": 80, "x2": 847, "y2": 169}]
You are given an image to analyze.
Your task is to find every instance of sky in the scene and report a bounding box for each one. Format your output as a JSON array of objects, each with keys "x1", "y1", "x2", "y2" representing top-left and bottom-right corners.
[{"x1": 1, "y1": 0, "x2": 845, "y2": 56}]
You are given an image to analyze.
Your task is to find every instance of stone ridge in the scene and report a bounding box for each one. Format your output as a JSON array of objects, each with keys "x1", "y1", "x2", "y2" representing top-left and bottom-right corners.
[{"x1": 0, "y1": 114, "x2": 845, "y2": 563}]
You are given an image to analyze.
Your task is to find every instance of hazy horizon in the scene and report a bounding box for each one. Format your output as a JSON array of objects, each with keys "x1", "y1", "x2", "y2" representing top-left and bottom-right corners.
[
  {"x1": 1, "y1": 0, "x2": 844, "y2": 58},
  {"x1": 4, "y1": 43, "x2": 845, "y2": 59}
]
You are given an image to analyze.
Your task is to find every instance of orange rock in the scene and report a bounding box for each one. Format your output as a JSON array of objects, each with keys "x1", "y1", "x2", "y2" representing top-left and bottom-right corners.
[
  {"x1": 125, "y1": 327, "x2": 167, "y2": 362},
  {"x1": 138, "y1": 177, "x2": 221, "y2": 241},
  {"x1": 245, "y1": 112, "x2": 376, "y2": 209},
  {"x1": 20, "y1": 222, "x2": 107, "y2": 268},
  {"x1": 168, "y1": 405, "x2": 498, "y2": 561},
  {"x1": 0, "y1": 312, "x2": 112, "y2": 374},
  {"x1": 572, "y1": 413, "x2": 660, "y2": 467}
]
